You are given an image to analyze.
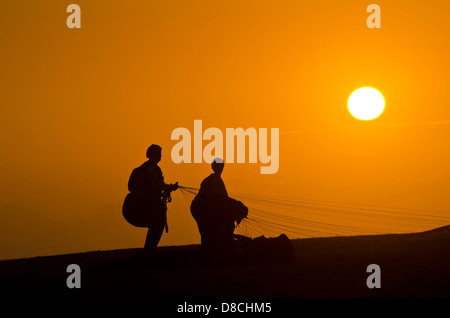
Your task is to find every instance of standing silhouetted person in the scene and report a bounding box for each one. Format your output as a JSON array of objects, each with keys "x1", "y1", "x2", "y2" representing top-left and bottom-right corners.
[
  {"x1": 190, "y1": 158, "x2": 247, "y2": 254},
  {"x1": 123, "y1": 144, "x2": 178, "y2": 252}
]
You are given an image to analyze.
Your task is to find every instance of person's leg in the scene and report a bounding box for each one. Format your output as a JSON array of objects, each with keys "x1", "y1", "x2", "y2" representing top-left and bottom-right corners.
[
  {"x1": 144, "y1": 220, "x2": 165, "y2": 251},
  {"x1": 216, "y1": 221, "x2": 238, "y2": 255}
]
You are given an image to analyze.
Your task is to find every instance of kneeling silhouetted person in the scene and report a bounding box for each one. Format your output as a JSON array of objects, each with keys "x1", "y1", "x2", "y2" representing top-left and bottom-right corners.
[
  {"x1": 190, "y1": 158, "x2": 248, "y2": 254},
  {"x1": 123, "y1": 144, "x2": 178, "y2": 252}
]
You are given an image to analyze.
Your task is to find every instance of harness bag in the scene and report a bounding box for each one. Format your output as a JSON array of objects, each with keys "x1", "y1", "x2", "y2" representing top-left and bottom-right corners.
[
  {"x1": 127, "y1": 166, "x2": 144, "y2": 194},
  {"x1": 123, "y1": 192, "x2": 167, "y2": 228},
  {"x1": 122, "y1": 166, "x2": 167, "y2": 228},
  {"x1": 122, "y1": 192, "x2": 141, "y2": 227},
  {"x1": 236, "y1": 234, "x2": 296, "y2": 263}
]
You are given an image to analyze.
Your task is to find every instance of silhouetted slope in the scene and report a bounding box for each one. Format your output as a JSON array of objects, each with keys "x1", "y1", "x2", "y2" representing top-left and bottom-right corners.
[
  {"x1": 1, "y1": 226, "x2": 449, "y2": 298},
  {"x1": 419, "y1": 224, "x2": 450, "y2": 234}
]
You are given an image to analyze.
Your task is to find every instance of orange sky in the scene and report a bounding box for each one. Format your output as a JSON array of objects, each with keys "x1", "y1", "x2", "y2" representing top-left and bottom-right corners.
[{"x1": 1, "y1": 0, "x2": 450, "y2": 259}]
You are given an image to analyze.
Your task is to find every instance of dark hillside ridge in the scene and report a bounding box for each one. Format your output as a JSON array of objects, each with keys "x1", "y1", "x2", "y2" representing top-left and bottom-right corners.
[{"x1": 1, "y1": 226, "x2": 449, "y2": 298}]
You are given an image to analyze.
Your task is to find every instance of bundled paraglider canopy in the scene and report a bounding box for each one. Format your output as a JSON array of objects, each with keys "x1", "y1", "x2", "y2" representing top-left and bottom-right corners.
[
  {"x1": 183, "y1": 184, "x2": 296, "y2": 263},
  {"x1": 191, "y1": 192, "x2": 248, "y2": 247}
]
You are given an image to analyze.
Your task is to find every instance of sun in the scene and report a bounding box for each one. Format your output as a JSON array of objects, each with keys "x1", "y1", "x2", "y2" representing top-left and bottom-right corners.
[{"x1": 348, "y1": 87, "x2": 385, "y2": 120}]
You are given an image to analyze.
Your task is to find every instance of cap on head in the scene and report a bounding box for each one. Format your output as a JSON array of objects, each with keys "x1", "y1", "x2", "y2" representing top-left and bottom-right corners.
[
  {"x1": 146, "y1": 144, "x2": 162, "y2": 159},
  {"x1": 211, "y1": 157, "x2": 224, "y2": 173}
]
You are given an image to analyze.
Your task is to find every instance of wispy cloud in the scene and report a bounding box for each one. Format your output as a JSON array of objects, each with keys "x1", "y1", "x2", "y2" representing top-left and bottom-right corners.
[{"x1": 281, "y1": 120, "x2": 450, "y2": 134}]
